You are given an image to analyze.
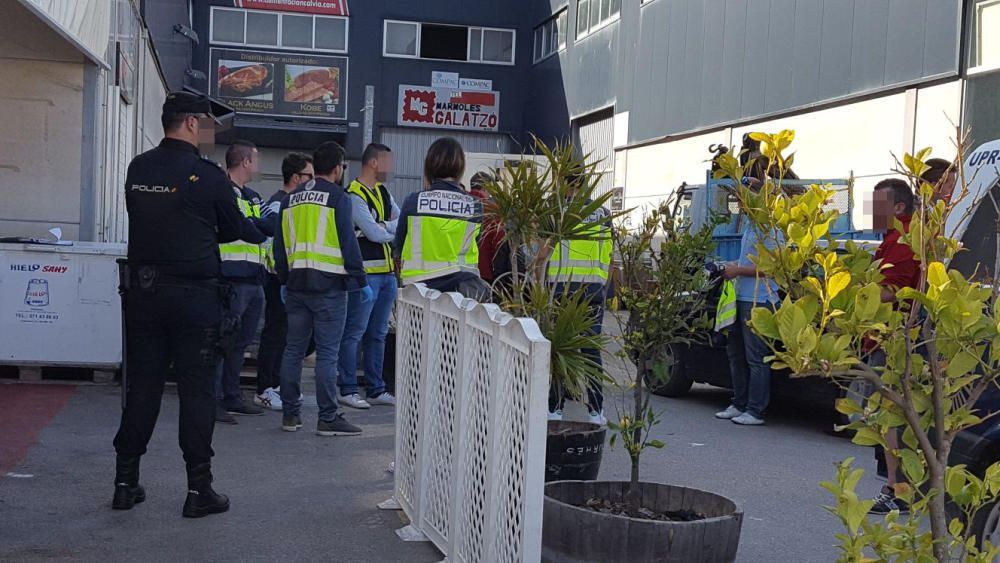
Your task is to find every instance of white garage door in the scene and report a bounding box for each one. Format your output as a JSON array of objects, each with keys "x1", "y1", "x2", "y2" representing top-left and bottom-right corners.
[
  {"x1": 379, "y1": 127, "x2": 512, "y2": 204},
  {"x1": 572, "y1": 109, "x2": 615, "y2": 197}
]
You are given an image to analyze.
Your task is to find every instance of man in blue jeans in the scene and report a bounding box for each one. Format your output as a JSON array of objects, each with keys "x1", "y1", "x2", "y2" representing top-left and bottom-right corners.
[
  {"x1": 715, "y1": 222, "x2": 782, "y2": 426},
  {"x1": 215, "y1": 140, "x2": 270, "y2": 424},
  {"x1": 337, "y1": 143, "x2": 399, "y2": 409},
  {"x1": 273, "y1": 141, "x2": 371, "y2": 436}
]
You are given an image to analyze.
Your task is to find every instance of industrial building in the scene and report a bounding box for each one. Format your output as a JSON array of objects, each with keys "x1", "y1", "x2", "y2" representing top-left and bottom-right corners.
[
  {"x1": 2, "y1": 0, "x2": 997, "y2": 240},
  {"x1": 526, "y1": 0, "x2": 995, "y2": 228}
]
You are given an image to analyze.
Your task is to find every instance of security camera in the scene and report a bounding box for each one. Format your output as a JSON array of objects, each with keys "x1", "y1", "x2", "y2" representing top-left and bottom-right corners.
[{"x1": 173, "y1": 24, "x2": 199, "y2": 45}]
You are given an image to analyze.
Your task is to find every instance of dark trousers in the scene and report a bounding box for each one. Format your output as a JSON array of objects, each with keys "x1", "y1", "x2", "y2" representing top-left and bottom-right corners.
[
  {"x1": 113, "y1": 282, "x2": 221, "y2": 468},
  {"x1": 548, "y1": 298, "x2": 605, "y2": 413},
  {"x1": 257, "y1": 274, "x2": 314, "y2": 394},
  {"x1": 726, "y1": 301, "x2": 773, "y2": 419},
  {"x1": 216, "y1": 282, "x2": 263, "y2": 407}
]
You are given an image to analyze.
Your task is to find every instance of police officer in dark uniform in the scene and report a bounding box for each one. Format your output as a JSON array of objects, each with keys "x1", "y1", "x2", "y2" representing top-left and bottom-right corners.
[{"x1": 112, "y1": 91, "x2": 264, "y2": 518}]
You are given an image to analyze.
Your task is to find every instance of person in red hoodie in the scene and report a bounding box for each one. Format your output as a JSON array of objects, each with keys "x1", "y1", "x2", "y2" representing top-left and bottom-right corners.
[{"x1": 868, "y1": 177, "x2": 921, "y2": 515}]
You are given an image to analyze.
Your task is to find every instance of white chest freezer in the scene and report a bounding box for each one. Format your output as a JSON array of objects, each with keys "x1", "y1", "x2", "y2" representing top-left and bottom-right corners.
[{"x1": 0, "y1": 242, "x2": 126, "y2": 368}]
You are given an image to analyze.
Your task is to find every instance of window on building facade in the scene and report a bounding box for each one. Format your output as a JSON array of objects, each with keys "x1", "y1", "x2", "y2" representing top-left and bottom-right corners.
[
  {"x1": 383, "y1": 20, "x2": 515, "y2": 65},
  {"x1": 210, "y1": 7, "x2": 348, "y2": 53},
  {"x1": 315, "y1": 16, "x2": 349, "y2": 51},
  {"x1": 577, "y1": 0, "x2": 620, "y2": 39},
  {"x1": 973, "y1": 0, "x2": 1000, "y2": 70},
  {"x1": 533, "y1": 9, "x2": 568, "y2": 63},
  {"x1": 384, "y1": 20, "x2": 419, "y2": 57},
  {"x1": 420, "y1": 24, "x2": 468, "y2": 61},
  {"x1": 280, "y1": 14, "x2": 312, "y2": 49},
  {"x1": 479, "y1": 28, "x2": 515, "y2": 63}
]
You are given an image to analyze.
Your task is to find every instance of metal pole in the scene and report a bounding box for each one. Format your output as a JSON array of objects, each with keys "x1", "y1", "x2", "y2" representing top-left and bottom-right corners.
[
  {"x1": 116, "y1": 258, "x2": 129, "y2": 411},
  {"x1": 363, "y1": 85, "x2": 375, "y2": 148}
]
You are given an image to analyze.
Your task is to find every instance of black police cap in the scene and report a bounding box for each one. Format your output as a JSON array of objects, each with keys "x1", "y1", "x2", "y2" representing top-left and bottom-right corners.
[{"x1": 162, "y1": 91, "x2": 215, "y2": 119}]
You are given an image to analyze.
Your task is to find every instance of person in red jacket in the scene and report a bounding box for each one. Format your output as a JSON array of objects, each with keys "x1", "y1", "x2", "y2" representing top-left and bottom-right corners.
[
  {"x1": 868, "y1": 177, "x2": 921, "y2": 515},
  {"x1": 468, "y1": 172, "x2": 505, "y2": 285}
]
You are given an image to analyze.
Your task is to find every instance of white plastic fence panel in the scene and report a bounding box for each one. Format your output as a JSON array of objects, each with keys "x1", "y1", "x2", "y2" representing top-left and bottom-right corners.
[
  {"x1": 393, "y1": 283, "x2": 430, "y2": 520},
  {"x1": 393, "y1": 283, "x2": 549, "y2": 563}
]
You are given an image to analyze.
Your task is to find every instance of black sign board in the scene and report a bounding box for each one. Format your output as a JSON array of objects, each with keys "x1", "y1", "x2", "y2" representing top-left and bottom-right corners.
[{"x1": 209, "y1": 48, "x2": 348, "y2": 121}]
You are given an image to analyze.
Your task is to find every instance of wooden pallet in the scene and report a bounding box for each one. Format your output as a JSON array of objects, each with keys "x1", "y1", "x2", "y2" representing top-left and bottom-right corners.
[{"x1": 0, "y1": 364, "x2": 117, "y2": 384}]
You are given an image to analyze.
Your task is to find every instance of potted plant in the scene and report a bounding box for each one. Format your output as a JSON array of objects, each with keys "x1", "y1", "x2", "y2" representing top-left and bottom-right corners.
[
  {"x1": 541, "y1": 199, "x2": 744, "y2": 562},
  {"x1": 713, "y1": 130, "x2": 1000, "y2": 561},
  {"x1": 484, "y1": 138, "x2": 620, "y2": 481}
]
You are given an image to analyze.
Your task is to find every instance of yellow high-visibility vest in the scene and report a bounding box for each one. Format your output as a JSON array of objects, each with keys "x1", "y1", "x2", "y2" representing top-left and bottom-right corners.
[
  {"x1": 400, "y1": 189, "x2": 480, "y2": 284},
  {"x1": 347, "y1": 180, "x2": 393, "y2": 275},
  {"x1": 220, "y1": 195, "x2": 265, "y2": 265},
  {"x1": 282, "y1": 188, "x2": 346, "y2": 275},
  {"x1": 547, "y1": 224, "x2": 612, "y2": 285},
  {"x1": 715, "y1": 280, "x2": 737, "y2": 331}
]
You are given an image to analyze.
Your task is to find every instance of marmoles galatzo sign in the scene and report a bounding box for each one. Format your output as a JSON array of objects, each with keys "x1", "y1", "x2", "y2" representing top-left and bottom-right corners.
[{"x1": 398, "y1": 85, "x2": 500, "y2": 132}]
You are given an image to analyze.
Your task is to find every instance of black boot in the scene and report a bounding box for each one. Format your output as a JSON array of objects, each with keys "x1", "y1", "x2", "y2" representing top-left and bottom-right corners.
[
  {"x1": 181, "y1": 463, "x2": 229, "y2": 518},
  {"x1": 112, "y1": 455, "x2": 146, "y2": 510}
]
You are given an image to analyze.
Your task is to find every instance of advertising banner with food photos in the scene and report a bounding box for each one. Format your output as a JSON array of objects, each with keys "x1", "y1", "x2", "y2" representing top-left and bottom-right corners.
[
  {"x1": 210, "y1": 48, "x2": 348, "y2": 121},
  {"x1": 397, "y1": 85, "x2": 500, "y2": 132}
]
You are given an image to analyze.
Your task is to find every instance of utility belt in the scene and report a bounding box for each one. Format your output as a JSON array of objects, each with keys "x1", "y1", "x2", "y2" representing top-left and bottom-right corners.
[{"x1": 117, "y1": 261, "x2": 241, "y2": 350}]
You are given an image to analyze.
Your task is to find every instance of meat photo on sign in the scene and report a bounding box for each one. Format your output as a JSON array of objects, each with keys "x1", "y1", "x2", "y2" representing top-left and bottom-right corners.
[
  {"x1": 217, "y1": 61, "x2": 274, "y2": 100},
  {"x1": 284, "y1": 65, "x2": 340, "y2": 104}
]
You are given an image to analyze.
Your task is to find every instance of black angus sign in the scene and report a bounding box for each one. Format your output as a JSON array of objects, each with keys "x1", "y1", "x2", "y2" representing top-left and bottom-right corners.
[{"x1": 209, "y1": 48, "x2": 348, "y2": 121}]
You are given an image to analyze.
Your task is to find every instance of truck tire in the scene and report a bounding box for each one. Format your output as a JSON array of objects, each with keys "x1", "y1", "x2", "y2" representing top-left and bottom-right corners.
[
  {"x1": 948, "y1": 497, "x2": 1000, "y2": 550},
  {"x1": 833, "y1": 376, "x2": 872, "y2": 430},
  {"x1": 645, "y1": 344, "x2": 694, "y2": 398}
]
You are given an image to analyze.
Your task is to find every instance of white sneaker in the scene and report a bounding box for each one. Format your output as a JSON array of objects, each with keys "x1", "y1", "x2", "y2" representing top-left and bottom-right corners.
[
  {"x1": 715, "y1": 405, "x2": 744, "y2": 420},
  {"x1": 547, "y1": 409, "x2": 563, "y2": 421},
  {"x1": 340, "y1": 393, "x2": 371, "y2": 410},
  {"x1": 731, "y1": 412, "x2": 765, "y2": 426},
  {"x1": 588, "y1": 410, "x2": 608, "y2": 426},
  {"x1": 254, "y1": 387, "x2": 283, "y2": 411},
  {"x1": 368, "y1": 392, "x2": 396, "y2": 406}
]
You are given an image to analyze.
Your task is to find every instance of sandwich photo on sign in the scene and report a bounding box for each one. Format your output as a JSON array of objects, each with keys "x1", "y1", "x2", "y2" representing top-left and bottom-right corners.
[
  {"x1": 284, "y1": 65, "x2": 340, "y2": 104},
  {"x1": 217, "y1": 61, "x2": 274, "y2": 100}
]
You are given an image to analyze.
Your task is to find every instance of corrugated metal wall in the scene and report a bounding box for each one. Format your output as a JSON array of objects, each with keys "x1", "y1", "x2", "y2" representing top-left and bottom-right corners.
[
  {"x1": 627, "y1": 0, "x2": 962, "y2": 142},
  {"x1": 572, "y1": 110, "x2": 615, "y2": 197},
  {"x1": 529, "y1": 0, "x2": 962, "y2": 146},
  {"x1": 379, "y1": 127, "x2": 513, "y2": 203}
]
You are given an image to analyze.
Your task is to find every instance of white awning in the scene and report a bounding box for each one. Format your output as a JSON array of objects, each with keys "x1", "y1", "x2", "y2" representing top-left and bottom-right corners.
[{"x1": 17, "y1": 0, "x2": 112, "y2": 69}]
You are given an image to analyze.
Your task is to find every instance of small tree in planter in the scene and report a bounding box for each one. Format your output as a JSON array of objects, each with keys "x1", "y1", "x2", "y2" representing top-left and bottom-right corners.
[
  {"x1": 607, "y1": 198, "x2": 721, "y2": 512},
  {"x1": 712, "y1": 129, "x2": 1000, "y2": 562},
  {"x1": 541, "y1": 197, "x2": 745, "y2": 563}
]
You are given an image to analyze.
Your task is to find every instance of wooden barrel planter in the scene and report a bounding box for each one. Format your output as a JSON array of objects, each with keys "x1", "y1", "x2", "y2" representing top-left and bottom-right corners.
[
  {"x1": 543, "y1": 481, "x2": 743, "y2": 562},
  {"x1": 545, "y1": 421, "x2": 606, "y2": 482}
]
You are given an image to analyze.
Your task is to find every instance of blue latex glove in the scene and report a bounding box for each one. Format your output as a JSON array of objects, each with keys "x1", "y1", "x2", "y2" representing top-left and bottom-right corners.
[
  {"x1": 280, "y1": 286, "x2": 287, "y2": 304},
  {"x1": 361, "y1": 285, "x2": 374, "y2": 304}
]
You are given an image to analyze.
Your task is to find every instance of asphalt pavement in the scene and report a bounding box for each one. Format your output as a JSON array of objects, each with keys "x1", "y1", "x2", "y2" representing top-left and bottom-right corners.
[
  {"x1": 2, "y1": 368, "x2": 883, "y2": 563},
  {"x1": 0, "y1": 377, "x2": 440, "y2": 563}
]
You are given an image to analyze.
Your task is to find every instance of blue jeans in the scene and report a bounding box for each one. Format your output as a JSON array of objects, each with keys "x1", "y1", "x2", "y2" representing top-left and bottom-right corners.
[
  {"x1": 726, "y1": 300, "x2": 772, "y2": 419},
  {"x1": 338, "y1": 274, "x2": 396, "y2": 398},
  {"x1": 279, "y1": 289, "x2": 348, "y2": 422},
  {"x1": 215, "y1": 282, "x2": 264, "y2": 408}
]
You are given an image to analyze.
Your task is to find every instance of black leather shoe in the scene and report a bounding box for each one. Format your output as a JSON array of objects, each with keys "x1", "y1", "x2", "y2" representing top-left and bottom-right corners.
[
  {"x1": 182, "y1": 463, "x2": 230, "y2": 518},
  {"x1": 112, "y1": 483, "x2": 146, "y2": 510},
  {"x1": 111, "y1": 454, "x2": 145, "y2": 510}
]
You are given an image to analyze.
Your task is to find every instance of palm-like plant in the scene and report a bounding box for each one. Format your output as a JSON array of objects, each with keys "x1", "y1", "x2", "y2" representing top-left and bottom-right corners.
[{"x1": 484, "y1": 137, "x2": 627, "y2": 408}]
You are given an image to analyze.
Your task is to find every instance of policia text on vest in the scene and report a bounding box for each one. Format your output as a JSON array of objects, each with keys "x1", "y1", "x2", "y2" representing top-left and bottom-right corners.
[{"x1": 396, "y1": 185, "x2": 482, "y2": 286}]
